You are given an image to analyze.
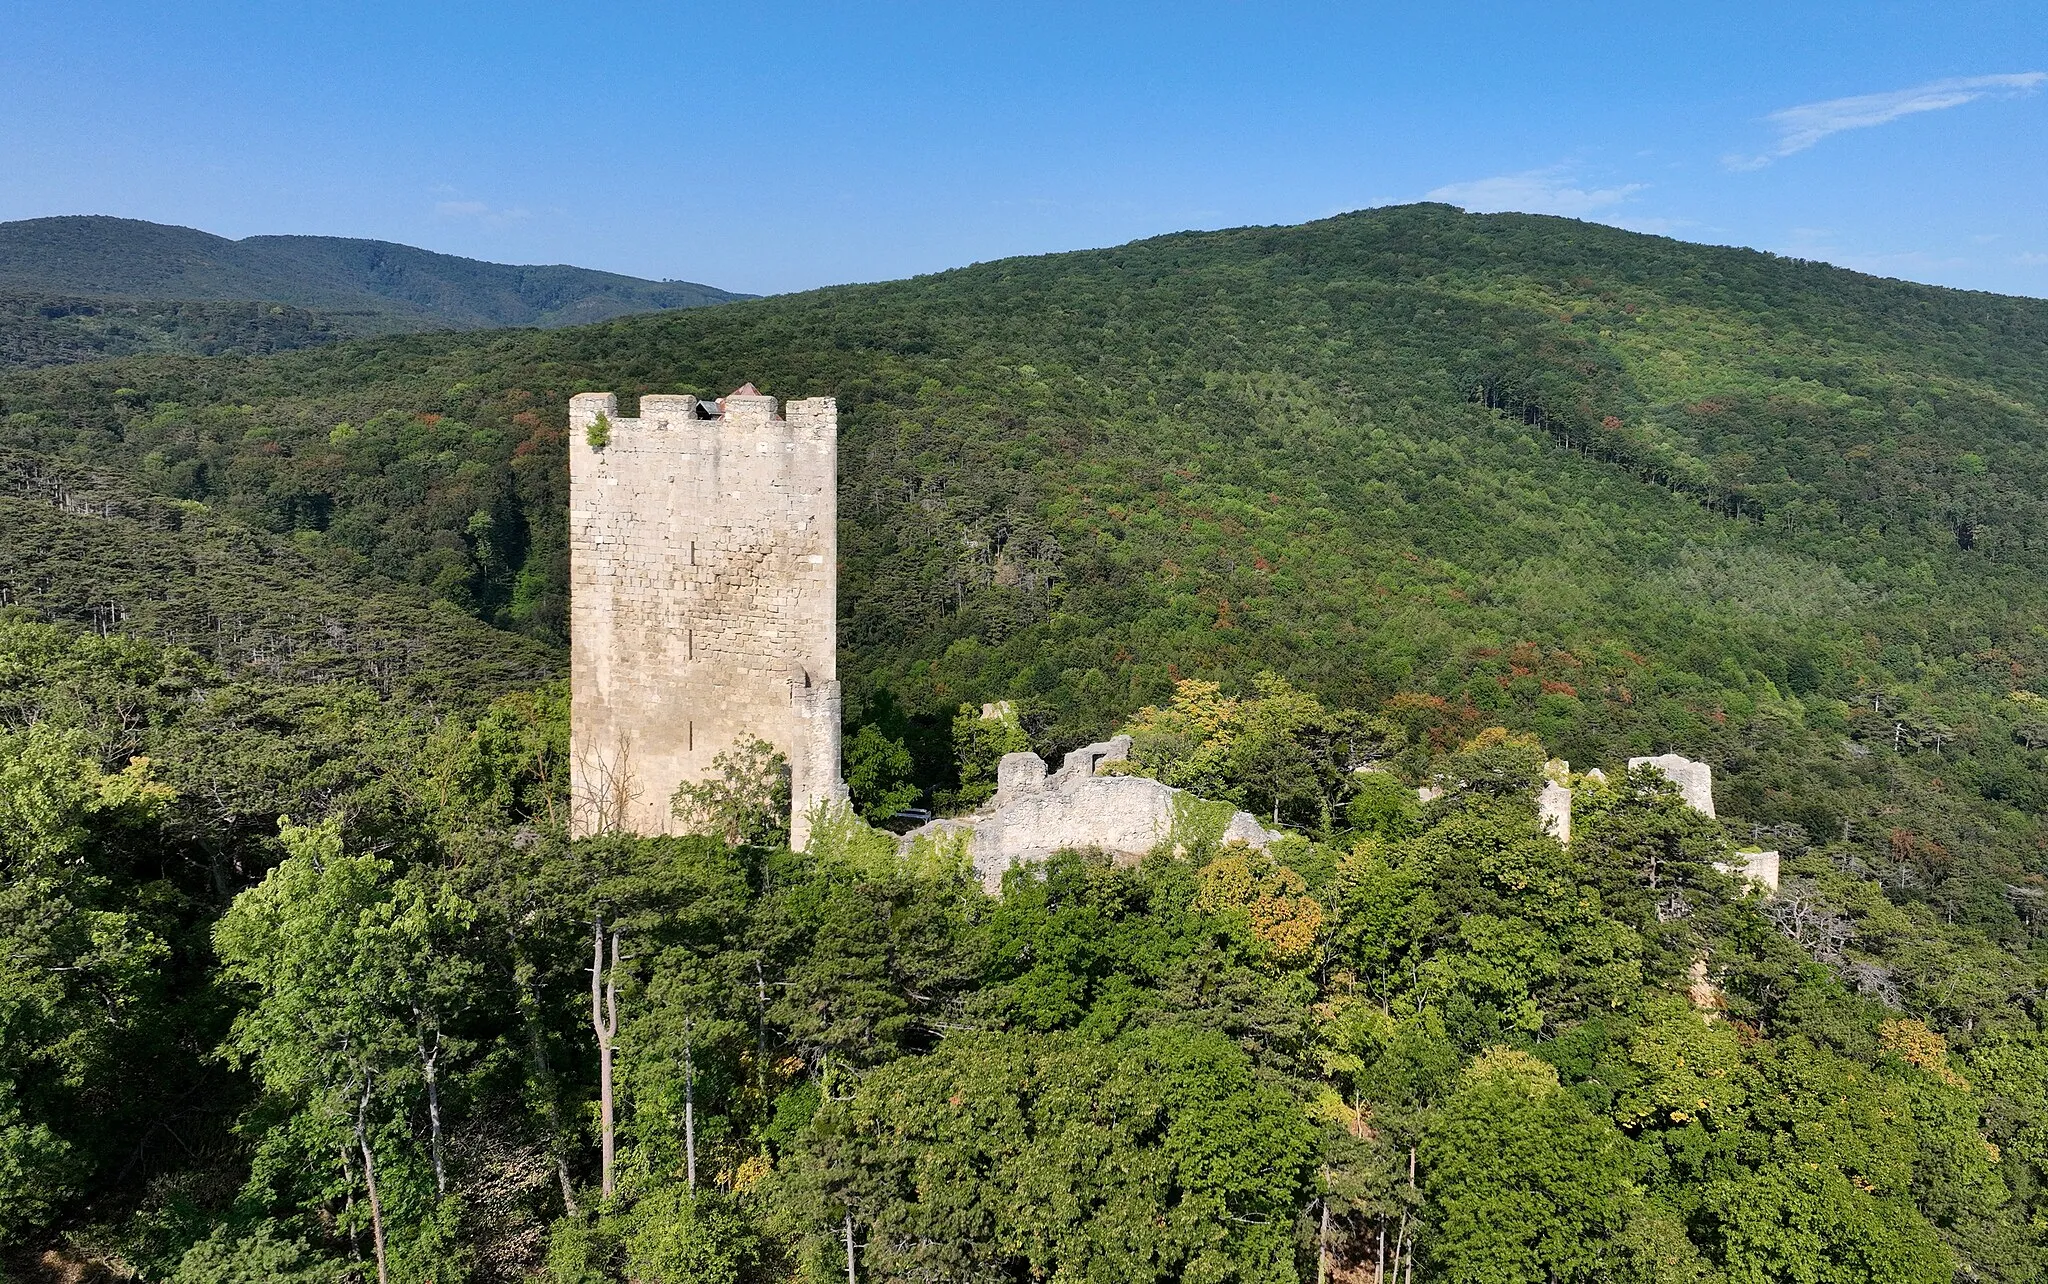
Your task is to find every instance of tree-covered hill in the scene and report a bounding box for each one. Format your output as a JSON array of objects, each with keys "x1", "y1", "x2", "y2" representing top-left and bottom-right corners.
[
  {"x1": 0, "y1": 289, "x2": 369, "y2": 369},
  {"x1": 9, "y1": 202, "x2": 2048, "y2": 799},
  {"x1": 6, "y1": 203, "x2": 2048, "y2": 1282},
  {"x1": 11, "y1": 199, "x2": 2048, "y2": 918},
  {"x1": 0, "y1": 216, "x2": 750, "y2": 369},
  {"x1": 0, "y1": 448, "x2": 560, "y2": 695}
]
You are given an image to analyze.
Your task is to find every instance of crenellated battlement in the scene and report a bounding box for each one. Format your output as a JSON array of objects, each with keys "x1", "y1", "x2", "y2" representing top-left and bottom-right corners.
[
  {"x1": 569, "y1": 387, "x2": 838, "y2": 441},
  {"x1": 569, "y1": 384, "x2": 847, "y2": 846}
]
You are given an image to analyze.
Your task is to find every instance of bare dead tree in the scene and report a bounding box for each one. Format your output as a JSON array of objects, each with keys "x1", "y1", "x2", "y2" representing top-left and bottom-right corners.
[
  {"x1": 590, "y1": 917, "x2": 622, "y2": 1200},
  {"x1": 1765, "y1": 878, "x2": 1857, "y2": 966},
  {"x1": 574, "y1": 736, "x2": 640, "y2": 837},
  {"x1": 355, "y1": 1077, "x2": 391, "y2": 1284},
  {"x1": 1846, "y1": 961, "x2": 1902, "y2": 1007}
]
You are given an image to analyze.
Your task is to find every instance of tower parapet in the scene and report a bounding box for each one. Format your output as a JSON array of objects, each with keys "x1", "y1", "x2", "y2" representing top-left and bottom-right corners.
[{"x1": 569, "y1": 386, "x2": 847, "y2": 846}]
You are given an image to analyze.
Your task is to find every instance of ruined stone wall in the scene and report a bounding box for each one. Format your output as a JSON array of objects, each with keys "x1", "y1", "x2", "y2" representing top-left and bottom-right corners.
[
  {"x1": 1628, "y1": 753, "x2": 1716, "y2": 818},
  {"x1": 569, "y1": 389, "x2": 846, "y2": 845},
  {"x1": 1561, "y1": 753, "x2": 1778, "y2": 890},
  {"x1": 1537, "y1": 779, "x2": 1573, "y2": 846},
  {"x1": 903, "y1": 735, "x2": 1282, "y2": 892}
]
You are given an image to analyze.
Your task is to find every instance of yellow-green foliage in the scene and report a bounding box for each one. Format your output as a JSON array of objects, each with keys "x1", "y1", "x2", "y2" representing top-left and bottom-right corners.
[
  {"x1": 802, "y1": 801, "x2": 972, "y2": 883},
  {"x1": 1193, "y1": 846, "x2": 1326, "y2": 965},
  {"x1": 1121, "y1": 673, "x2": 1403, "y2": 833},
  {"x1": 1614, "y1": 997, "x2": 1746, "y2": 1128},
  {"x1": 1162, "y1": 790, "x2": 1237, "y2": 856}
]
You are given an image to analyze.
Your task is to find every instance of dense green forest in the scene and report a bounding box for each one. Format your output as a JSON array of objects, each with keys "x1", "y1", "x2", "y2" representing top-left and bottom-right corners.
[
  {"x1": 0, "y1": 216, "x2": 749, "y2": 370},
  {"x1": 0, "y1": 292, "x2": 366, "y2": 370},
  {"x1": 4, "y1": 203, "x2": 2048, "y2": 1281}
]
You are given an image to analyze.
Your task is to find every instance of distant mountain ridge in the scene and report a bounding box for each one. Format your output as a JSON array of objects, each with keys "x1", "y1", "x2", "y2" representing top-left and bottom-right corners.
[{"x1": 0, "y1": 214, "x2": 749, "y2": 330}]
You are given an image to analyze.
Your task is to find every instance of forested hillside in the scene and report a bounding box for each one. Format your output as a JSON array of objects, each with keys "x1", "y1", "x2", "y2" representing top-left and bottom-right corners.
[
  {"x1": 0, "y1": 292, "x2": 364, "y2": 368},
  {"x1": 0, "y1": 449, "x2": 560, "y2": 692},
  {"x1": 0, "y1": 216, "x2": 749, "y2": 370},
  {"x1": 4, "y1": 203, "x2": 2048, "y2": 1282}
]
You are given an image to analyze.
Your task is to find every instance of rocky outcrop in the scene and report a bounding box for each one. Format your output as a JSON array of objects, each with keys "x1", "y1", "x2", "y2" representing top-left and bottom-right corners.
[
  {"x1": 901, "y1": 735, "x2": 1282, "y2": 892},
  {"x1": 1621, "y1": 753, "x2": 1774, "y2": 888}
]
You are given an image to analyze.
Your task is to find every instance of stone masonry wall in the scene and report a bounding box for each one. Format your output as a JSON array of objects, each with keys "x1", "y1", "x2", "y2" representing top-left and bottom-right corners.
[
  {"x1": 1628, "y1": 753, "x2": 1717, "y2": 818},
  {"x1": 569, "y1": 389, "x2": 846, "y2": 845},
  {"x1": 1543, "y1": 752, "x2": 1777, "y2": 891},
  {"x1": 902, "y1": 735, "x2": 1282, "y2": 893}
]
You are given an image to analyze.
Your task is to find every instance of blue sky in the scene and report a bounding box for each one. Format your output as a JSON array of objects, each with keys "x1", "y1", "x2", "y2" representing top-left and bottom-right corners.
[{"x1": 1, "y1": 1, "x2": 2043, "y2": 297}]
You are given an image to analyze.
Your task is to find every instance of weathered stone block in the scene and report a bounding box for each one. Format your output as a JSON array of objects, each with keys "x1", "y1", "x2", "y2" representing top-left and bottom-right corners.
[
  {"x1": 1628, "y1": 753, "x2": 1716, "y2": 818},
  {"x1": 909, "y1": 740, "x2": 1282, "y2": 893}
]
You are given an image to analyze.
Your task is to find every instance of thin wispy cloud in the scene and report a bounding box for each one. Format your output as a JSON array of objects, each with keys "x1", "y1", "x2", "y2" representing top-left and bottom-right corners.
[
  {"x1": 1425, "y1": 168, "x2": 1644, "y2": 217},
  {"x1": 431, "y1": 190, "x2": 534, "y2": 226},
  {"x1": 1771, "y1": 226, "x2": 1974, "y2": 279},
  {"x1": 1728, "y1": 72, "x2": 2046, "y2": 170}
]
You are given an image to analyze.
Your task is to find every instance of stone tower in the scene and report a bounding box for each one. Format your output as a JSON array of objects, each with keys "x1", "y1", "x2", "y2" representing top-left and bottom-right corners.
[{"x1": 568, "y1": 386, "x2": 846, "y2": 847}]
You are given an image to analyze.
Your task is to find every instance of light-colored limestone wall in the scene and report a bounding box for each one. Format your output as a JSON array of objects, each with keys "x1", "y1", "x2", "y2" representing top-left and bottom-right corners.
[
  {"x1": 1629, "y1": 753, "x2": 1716, "y2": 818},
  {"x1": 1717, "y1": 848, "x2": 1781, "y2": 892},
  {"x1": 905, "y1": 736, "x2": 1282, "y2": 892},
  {"x1": 1537, "y1": 780, "x2": 1572, "y2": 845},
  {"x1": 569, "y1": 389, "x2": 846, "y2": 845}
]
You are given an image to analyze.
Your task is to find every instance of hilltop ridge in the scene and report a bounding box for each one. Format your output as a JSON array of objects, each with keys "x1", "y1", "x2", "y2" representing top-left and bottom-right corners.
[
  {"x1": 8, "y1": 201, "x2": 2048, "y2": 816},
  {"x1": 0, "y1": 215, "x2": 750, "y2": 368}
]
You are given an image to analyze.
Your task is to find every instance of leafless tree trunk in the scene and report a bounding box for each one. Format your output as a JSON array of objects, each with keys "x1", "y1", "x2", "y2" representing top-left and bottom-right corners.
[
  {"x1": 590, "y1": 916, "x2": 621, "y2": 1199},
  {"x1": 1317, "y1": 1195, "x2": 1331, "y2": 1284},
  {"x1": 414, "y1": 1010, "x2": 446, "y2": 1196},
  {"x1": 684, "y1": 1017, "x2": 698, "y2": 1192},
  {"x1": 355, "y1": 1080, "x2": 391, "y2": 1284},
  {"x1": 844, "y1": 1206, "x2": 857, "y2": 1284}
]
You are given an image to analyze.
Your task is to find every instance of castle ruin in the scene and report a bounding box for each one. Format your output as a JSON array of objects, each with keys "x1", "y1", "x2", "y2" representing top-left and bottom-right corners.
[
  {"x1": 561, "y1": 384, "x2": 1767, "y2": 895},
  {"x1": 568, "y1": 386, "x2": 847, "y2": 847},
  {"x1": 901, "y1": 733, "x2": 1284, "y2": 892},
  {"x1": 1521, "y1": 752, "x2": 1779, "y2": 891}
]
